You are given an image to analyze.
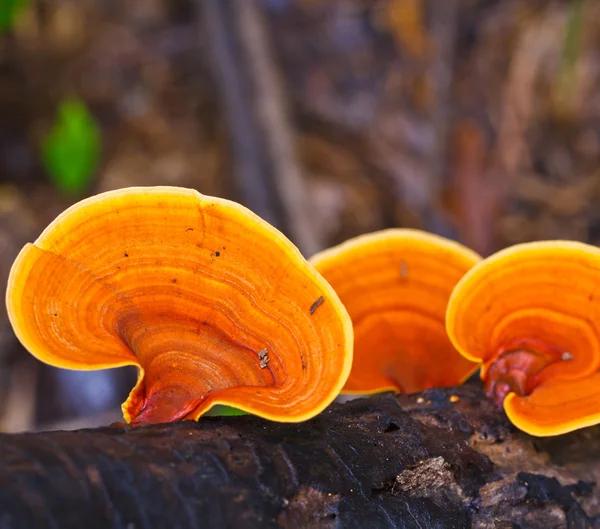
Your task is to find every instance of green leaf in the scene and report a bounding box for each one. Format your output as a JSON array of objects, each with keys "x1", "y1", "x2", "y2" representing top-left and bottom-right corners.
[
  {"x1": 205, "y1": 405, "x2": 248, "y2": 417},
  {"x1": 0, "y1": 0, "x2": 30, "y2": 32},
  {"x1": 42, "y1": 97, "x2": 101, "y2": 197}
]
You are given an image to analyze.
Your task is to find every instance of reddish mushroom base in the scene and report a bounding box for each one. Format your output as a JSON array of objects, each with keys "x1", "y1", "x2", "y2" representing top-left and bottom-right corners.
[
  {"x1": 482, "y1": 338, "x2": 567, "y2": 407},
  {"x1": 127, "y1": 383, "x2": 203, "y2": 425}
]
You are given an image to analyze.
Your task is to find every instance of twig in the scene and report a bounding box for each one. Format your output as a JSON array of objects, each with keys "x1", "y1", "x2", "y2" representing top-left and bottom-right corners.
[
  {"x1": 427, "y1": 0, "x2": 458, "y2": 197},
  {"x1": 236, "y1": 0, "x2": 321, "y2": 256},
  {"x1": 199, "y1": 0, "x2": 283, "y2": 230},
  {"x1": 199, "y1": 0, "x2": 321, "y2": 256}
]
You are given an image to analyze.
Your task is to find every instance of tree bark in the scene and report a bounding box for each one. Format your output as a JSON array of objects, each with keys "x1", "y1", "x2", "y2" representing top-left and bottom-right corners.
[{"x1": 1, "y1": 383, "x2": 599, "y2": 529}]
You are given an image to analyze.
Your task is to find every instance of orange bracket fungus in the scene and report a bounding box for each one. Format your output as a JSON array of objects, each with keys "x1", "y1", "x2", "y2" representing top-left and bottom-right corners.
[
  {"x1": 6, "y1": 187, "x2": 353, "y2": 425},
  {"x1": 309, "y1": 229, "x2": 481, "y2": 395},
  {"x1": 446, "y1": 241, "x2": 600, "y2": 437}
]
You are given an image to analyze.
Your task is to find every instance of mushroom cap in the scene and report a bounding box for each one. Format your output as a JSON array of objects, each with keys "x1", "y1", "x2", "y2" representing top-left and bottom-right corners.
[
  {"x1": 505, "y1": 373, "x2": 600, "y2": 436},
  {"x1": 309, "y1": 229, "x2": 480, "y2": 394},
  {"x1": 446, "y1": 240, "x2": 600, "y2": 436},
  {"x1": 6, "y1": 186, "x2": 353, "y2": 424}
]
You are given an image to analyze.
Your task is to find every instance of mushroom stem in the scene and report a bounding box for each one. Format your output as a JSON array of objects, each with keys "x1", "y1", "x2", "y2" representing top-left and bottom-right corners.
[
  {"x1": 123, "y1": 369, "x2": 204, "y2": 426},
  {"x1": 482, "y1": 338, "x2": 566, "y2": 407},
  {"x1": 129, "y1": 387, "x2": 201, "y2": 426}
]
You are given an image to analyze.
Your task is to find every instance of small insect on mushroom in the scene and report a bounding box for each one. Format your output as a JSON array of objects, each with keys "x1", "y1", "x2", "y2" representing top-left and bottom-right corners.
[
  {"x1": 309, "y1": 296, "x2": 325, "y2": 315},
  {"x1": 309, "y1": 229, "x2": 481, "y2": 395},
  {"x1": 6, "y1": 186, "x2": 353, "y2": 425},
  {"x1": 446, "y1": 240, "x2": 600, "y2": 437},
  {"x1": 260, "y1": 357, "x2": 270, "y2": 369},
  {"x1": 258, "y1": 348, "x2": 270, "y2": 369}
]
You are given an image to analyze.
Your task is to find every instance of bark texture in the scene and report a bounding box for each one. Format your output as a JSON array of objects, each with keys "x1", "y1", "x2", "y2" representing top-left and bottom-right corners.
[{"x1": 1, "y1": 384, "x2": 600, "y2": 529}]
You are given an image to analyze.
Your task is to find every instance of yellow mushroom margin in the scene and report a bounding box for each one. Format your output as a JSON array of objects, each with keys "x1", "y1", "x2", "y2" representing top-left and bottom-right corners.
[{"x1": 7, "y1": 186, "x2": 353, "y2": 425}]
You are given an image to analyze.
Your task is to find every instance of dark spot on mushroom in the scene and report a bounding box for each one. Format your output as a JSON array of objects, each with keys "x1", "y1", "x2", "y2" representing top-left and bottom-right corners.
[
  {"x1": 400, "y1": 261, "x2": 407, "y2": 279},
  {"x1": 215, "y1": 251, "x2": 220, "y2": 257},
  {"x1": 124, "y1": 253, "x2": 129, "y2": 257},
  {"x1": 172, "y1": 279, "x2": 177, "y2": 283},
  {"x1": 310, "y1": 296, "x2": 325, "y2": 315},
  {"x1": 259, "y1": 348, "x2": 270, "y2": 368},
  {"x1": 52, "y1": 313, "x2": 57, "y2": 317},
  {"x1": 186, "y1": 228, "x2": 194, "y2": 232},
  {"x1": 117, "y1": 266, "x2": 120, "y2": 269}
]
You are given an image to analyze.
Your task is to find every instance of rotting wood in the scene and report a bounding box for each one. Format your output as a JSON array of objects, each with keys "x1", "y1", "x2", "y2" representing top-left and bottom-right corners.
[{"x1": 1, "y1": 383, "x2": 599, "y2": 529}]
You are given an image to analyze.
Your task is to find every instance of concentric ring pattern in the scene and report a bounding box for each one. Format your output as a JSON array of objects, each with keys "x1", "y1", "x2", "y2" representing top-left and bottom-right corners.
[
  {"x1": 310, "y1": 229, "x2": 480, "y2": 395},
  {"x1": 446, "y1": 241, "x2": 600, "y2": 436},
  {"x1": 6, "y1": 187, "x2": 353, "y2": 424}
]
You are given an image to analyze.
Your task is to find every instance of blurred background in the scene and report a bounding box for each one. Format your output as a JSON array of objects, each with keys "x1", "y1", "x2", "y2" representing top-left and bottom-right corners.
[{"x1": 0, "y1": 0, "x2": 598, "y2": 432}]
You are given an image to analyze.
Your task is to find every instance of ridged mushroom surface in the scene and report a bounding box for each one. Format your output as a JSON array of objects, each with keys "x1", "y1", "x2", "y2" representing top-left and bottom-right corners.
[
  {"x1": 447, "y1": 241, "x2": 600, "y2": 436},
  {"x1": 311, "y1": 229, "x2": 480, "y2": 395},
  {"x1": 7, "y1": 187, "x2": 353, "y2": 425}
]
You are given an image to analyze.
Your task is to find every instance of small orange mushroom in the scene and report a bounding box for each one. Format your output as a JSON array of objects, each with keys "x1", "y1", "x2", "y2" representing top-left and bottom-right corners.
[
  {"x1": 446, "y1": 241, "x2": 600, "y2": 436},
  {"x1": 6, "y1": 186, "x2": 353, "y2": 425},
  {"x1": 309, "y1": 229, "x2": 481, "y2": 395}
]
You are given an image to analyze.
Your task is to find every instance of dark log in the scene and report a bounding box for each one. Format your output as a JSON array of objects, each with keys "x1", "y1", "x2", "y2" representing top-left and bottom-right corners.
[{"x1": 1, "y1": 384, "x2": 600, "y2": 529}]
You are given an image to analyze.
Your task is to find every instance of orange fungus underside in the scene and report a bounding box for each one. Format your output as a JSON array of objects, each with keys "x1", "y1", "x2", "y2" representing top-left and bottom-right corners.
[
  {"x1": 310, "y1": 229, "x2": 481, "y2": 395},
  {"x1": 6, "y1": 186, "x2": 353, "y2": 425},
  {"x1": 446, "y1": 241, "x2": 600, "y2": 436}
]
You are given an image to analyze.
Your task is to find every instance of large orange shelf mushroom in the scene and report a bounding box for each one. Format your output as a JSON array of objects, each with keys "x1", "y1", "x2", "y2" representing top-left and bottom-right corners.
[
  {"x1": 309, "y1": 229, "x2": 481, "y2": 395},
  {"x1": 6, "y1": 186, "x2": 353, "y2": 425},
  {"x1": 446, "y1": 241, "x2": 600, "y2": 436}
]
